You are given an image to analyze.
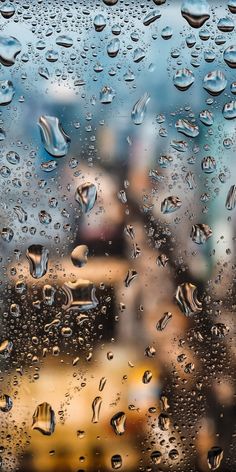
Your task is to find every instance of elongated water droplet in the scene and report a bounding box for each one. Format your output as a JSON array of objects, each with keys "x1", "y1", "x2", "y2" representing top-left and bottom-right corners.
[
  {"x1": 75, "y1": 182, "x2": 97, "y2": 213},
  {"x1": 224, "y1": 44, "x2": 236, "y2": 68},
  {"x1": 43, "y1": 285, "x2": 56, "y2": 306},
  {"x1": 26, "y1": 245, "x2": 49, "y2": 279},
  {"x1": 143, "y1": 9, "x2": 161, "y2": 26},
  {"x1": 55, "y1": 35, "x2": 73, "y2": 48},
  {"x1": 99, "y1": 377, "x2": 107, "y2": 392},
  {"x1": 207, "y1": 447, "x2": 223, "y2": 470},
  {"x1": 151, "y1": 450, "x2": 162, "y2": 464},
  {"x1": 199, "y1": 109, "x2": 214, "y2": 126},
  {"x1": 110, "y1": 412, "x2": 126, "y2": 435},
  {"x1": 156, "y1": 312, "x2": 172, "y2": 330},
  {"x1": 38, "y1": 115, "x2": 70, "y2": 157},
  {"x1": 92, "y1": 396, "x2": 102, "y2": 423},
  {"x1": 158, "y1": 412, "x2": 170, "y2": 430},
  {"x1": 181, "y1": 0, "x2": 210, "y2": 28},
  {"x1": 175, "y1": 282, "x2": 202, "y2": 316},
  {"x1": 0, "y1": 35, "x2": 21, "y2": 66},
  {"x1": 131, "y1": 92, "x2": 150, "y2": 125},
  {"x1": 226, "y1": 184, "x2": 236, "y2": 210},
  {"x1": 32, "y1": 402, "x2": 55, "y2": 436}
]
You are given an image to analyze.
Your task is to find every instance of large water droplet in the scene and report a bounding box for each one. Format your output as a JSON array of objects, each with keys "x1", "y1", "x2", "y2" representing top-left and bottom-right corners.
[
  {"x1": 203, "y1": 70, "x2": 227, "y2": 95},
  {"x1": 32, "y1": 402, "x2": 55, "y2": 436},
  {"x1": 75, "y1": 182, "x2": 97, "y2": 213},
  {"x1": 175, "y1": 118, "x2": 199, "y2": 137},
  {"x1": 207, "y1": 447, "x2": 223, "y2": 470},
  {"x1": 175, "y1": 282, "x2": 202, "y2": 316},
  {"x1": 161, "y1": 196, "x2": 182, "y2": 214},
  {"x1": 223, "y1": 45, "x2": 236, "y2": 68},
  {"x1": 107, "y1": 38, "x2": 120, "y2": 57},
  {"x1": 71, "y1": 245, "x2": 89, "y2": 267},
  {"x1": 222, "y1": 100, "x2": 236, "y2": 119},
  {"x1": 26, "y1": 245, "x2": 49, "y2": 279},
  {"x1": 94, "y1": 14, "x2": 106, "y2": 32},
  {"x1": 0, "y1": 35, "x2": 21, "y2": 66},
  {"x1": 173, "y1": 68, "x2": 195, "y2": 91},
  {"x1": 143, "y1": 9, "x2": 161, "y2": 26},
  {"x1": 110, "y1": 412, "x2": 126, "y2": 435},
  {"x1": 0, "y1": 2, "x2": 15, "y2": 18},
  {"x1": 62, "y1": 279, "x2": 98, "y2": 312},
  {"x1": 111, "y1": 454, "x2": 122, "y2": 469},
  {"x1": 38, "y1": 115, "x2": 70, "y2": 157},
  {"x1": 181, "y1": 0, "x2": 210, "y2": 28},
  {"x1": 191, "y1": 224, "x2": 212, "y2": 244},
  {"x1": 131, "y1": 92, "x2": 150, "y2": 125}
]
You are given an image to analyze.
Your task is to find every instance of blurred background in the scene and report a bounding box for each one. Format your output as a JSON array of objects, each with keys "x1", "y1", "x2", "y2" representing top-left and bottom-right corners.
[{"x1": 0, "y1": 0, "x2": 235, "y2": 471}]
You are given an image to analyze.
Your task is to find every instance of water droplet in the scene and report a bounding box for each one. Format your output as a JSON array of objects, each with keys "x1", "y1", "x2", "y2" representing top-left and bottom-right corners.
[
  {"x1": 0, "y1": 339, "x2": 13, "y2": 358},
  {"x1": 0, "y1": 394, "x2": 13, "y2": 412},
  {"x1": 225, "y1": 185, "x2": 236, "y2": 210},
  {"x1": 131, "y1": 92, "x2": 150, "y2": 125},
  {"x1": 217, "y1": 17, "x2": 234, "y2": 32},
  {"x1": 191, "y1": 224, "x2": 212, "y2": 244},
  {"x1": 175, "y1": 118, "x2": 199, "y2": 137},
  {"x1": 71, "y1": 245, "x2": 88, "y2": 267},
  {"x1": 161, "y1": 26, "x2": 173, "y2": 39},
  {"x1": 99, "y1": 377, "x2": 107, "y2": 392},
  {"x1": 0, "y1": 80, "x2": 14, "y2": 105},
  {"x1": 100, "y1": 85, "x2": 115, "y2": 104},
  {"x1": 161, "y1": 196, "x2": 182, "y2": 214},
  {"x1": 151, "y1": 450, "x2": 162, "y2": 464},
  {"x1": 107, "y1": 38, "x2": 120, "y2": 57},
  {"x1": 38, "y1": 115, "x2": 70, "y2": 157},
  {"x1": 173, "y1": 68, "x2": 195, "y2": 91},
  {"x1": 32, "y1": 402, "x2": 55, "y2": 436},
  {"x1": 133, "y1": 47, "x2": 146, "y2": 63},
  {"x1": 199, "y1": 109, "x2": 214, "y2": 126},
  {"x1": 43, "y1": 285, "x2": 56, "y2": 306},
  {"x1": 94, "y1": 14, "x2": 106, "y2": 32},
  {"x1": 124, "y1": 268, "x2": 138, "y2": 287},
  {"x1": 90, "y1": 396, "x2": 103, "y2": 426},
  {"x1": 222, "y1": 100, "x2": 236, "y2": 119},
  {"x1": 62, "y1": 279, "x2": 98, "y2": 312},
  {"x1": 228, "y1": 0, "x2": 236, "y2": 13},
  {"x1": 0, "y1": 2, "x2": 15, "y2": 18},
  {"x1": 110, "y1": 412, "x2": 126, "y2": 435},
  {"x1": 45, "y1": 49, "x2": 58, "y2": 62},
  {"x1": 75, "y1": 182, "x2": 97, "y2": 213},
  {"x1": 55, "y1": 35, "x2": 73, "y2": 48},
  {"x1": 0, "y1": 35, "x2": 21, "y2": 66},
  {"x1": 1, "y1": 227, "x2": 14, "y2": 242},
  {"x1": 169, "y1": 449, "x2": 179, "y2": 460},
  {"x1": 38, "y1": 67, "x2": 50, "y2": 80},
  {"x1": 181, "y1": 0, "x2": 210, "y2": 28},
  {"x1": 14, "y1": 205, "x2": 27, "y2": 223},
  {"x1": 201, "y1": 156, "x2": 216, "y2": 173},
  {"x1": 26, "y1": 245, "x2": 49, "y2": 279},
  {"x1": 111, "y1": 454, "x2": 122, "y2": 469},
  {"x1": 143, "y1": 9, "x2": 161, "y2": 26},
  {"x1": 158, "y1": 412, "x2": 170, "y2": 430},
  {"x1": 156, "y1": 312, "x2": 172, "y2": 330},
  {"x1": 207, "y1": 447, "x2": 223, "y2": 470},
  {"x1": 203, "y1": 70, "x2": 227, "y2": 96},
  {"x1": 223, "y1": 45, "x2": 236, "y2": 68},
  {"x1": 142, "y1": 370, "x2": 152, "y2": 384},
  {"x1": 103, "y1": 0, "x2": 118, "y2": 5},
  {"x1": 6, "y1": 150, "x2": 20, "y2": 164},
  {"x1": 175, "y1": 282, "x2": 202, "y2": 316}
]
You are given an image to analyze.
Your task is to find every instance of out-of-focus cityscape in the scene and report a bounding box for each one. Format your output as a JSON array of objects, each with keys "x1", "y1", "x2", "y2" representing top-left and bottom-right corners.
[{"x1": 0, "y1": 0, "x2": 235, "y2": 471}]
